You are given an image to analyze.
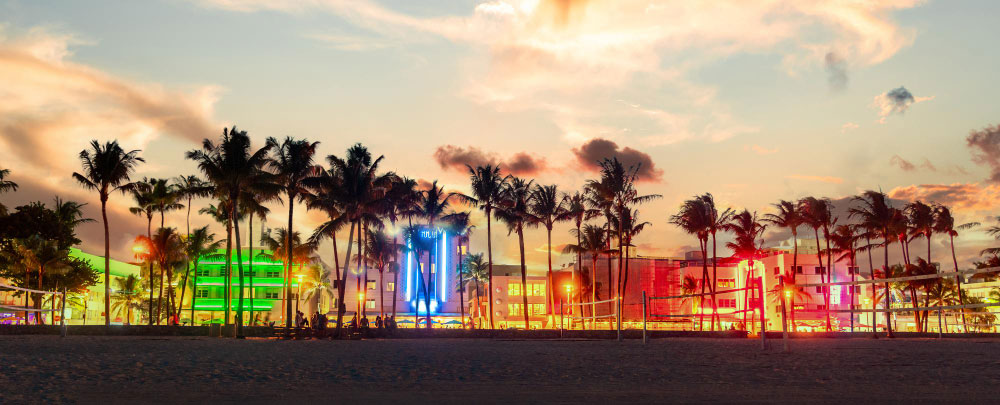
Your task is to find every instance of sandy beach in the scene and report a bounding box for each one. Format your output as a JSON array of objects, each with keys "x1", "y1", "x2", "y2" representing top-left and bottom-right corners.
[{"x1": 2, "y1": 336, "x2": 1000, "y2": 403}]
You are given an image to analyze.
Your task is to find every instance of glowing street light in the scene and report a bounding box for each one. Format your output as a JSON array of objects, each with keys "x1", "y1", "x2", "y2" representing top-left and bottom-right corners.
[{"x1": 295, "y1": 274, "x2": 304, "y2": 314}]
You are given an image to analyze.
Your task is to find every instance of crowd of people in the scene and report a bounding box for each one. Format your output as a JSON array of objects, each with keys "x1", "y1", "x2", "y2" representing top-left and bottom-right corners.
[{"x1": 291, "y1": 310, "x2": 399, "y2": 338}]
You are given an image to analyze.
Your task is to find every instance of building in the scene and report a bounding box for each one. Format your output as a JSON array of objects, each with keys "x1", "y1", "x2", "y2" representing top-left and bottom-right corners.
[
  {"x1": 183, "y1": 248, "x2": 298, "y2": 326},
  {"x1": 468, "y1": 265, "x2": 550, "y2": 329}
]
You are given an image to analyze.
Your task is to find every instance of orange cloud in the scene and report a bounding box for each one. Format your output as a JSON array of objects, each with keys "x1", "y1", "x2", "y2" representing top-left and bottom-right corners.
[{"x1": 888, "y1": 183, "x2": 1000, "y2": 212}]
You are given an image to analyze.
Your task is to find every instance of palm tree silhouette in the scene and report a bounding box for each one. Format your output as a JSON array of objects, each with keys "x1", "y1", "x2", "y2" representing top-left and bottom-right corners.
[
  {"x1": 112, "y1": 274, "x2": 143, "y2": 325},
  {"x1": 722, "y1": 209, "x2": 766, "y2": 331},
  {"x1": 670, "y1": 197, "x2": 714, "y2": 330},
  {"x1": 0, "y1": 168, "x2": 19, "y2": 215},
  {"x1": 459, "y1": 164, "x2": 508, "y2": 329},
  {"x1": 72, "y1": 140, "x2": 145, "y2": 327},
  {"x1": 444, "y1": 211, "x2": 474, "y2": 327},
  {"x1": 362, "y1": 228, "x2": 398, "y2": 319},
  {"x1": 799, "y1": 196, "x2": 834, "y2": 331},
  {"x1": 935, "y1": 205, "x2": 977, "y2": 331},
  {"x1": 563, "y1": 224, "x2": 609, "y2": 329},
  {"x1": 562, "y1": 191, "x2": 599, "y2": 319},
  {"x1": 460, "y1": 253, "x2": 489, "y2": 327},
  {"x1": 496, "y1": 177, "x2": 536, "y2": 329},
  {"x1": 850, "y1": 190, "x2": 898, "y2": 337},
  {"x1": 266, "y1": 136, "x2": 321, "y2": 328},
  {"x1": 182, "y1": 226, "x2": 223, "y2": 325},
  {"x1": 528, "y1": 184, "x2": 571, "y2": 326}
]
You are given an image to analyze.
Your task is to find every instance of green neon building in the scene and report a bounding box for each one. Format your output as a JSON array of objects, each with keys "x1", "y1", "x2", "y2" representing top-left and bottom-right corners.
[{"x1": 185, "y1": 248, "x2": 298, "y2": 325}]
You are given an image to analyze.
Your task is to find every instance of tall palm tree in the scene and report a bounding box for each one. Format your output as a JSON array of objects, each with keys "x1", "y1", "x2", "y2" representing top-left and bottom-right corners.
[
  {"x1": 585, "y1": 178, "x2": 617, "y2": 316},
  {"x1": 324, "y1": 144, "x2": 393, "y2": 337},
  {"x1": 528, "y1": 184, "x2": 571, "y2": 326},
  {"x1": 182, "y1": 226, "x2": 223, "y2": 324},
  {"x1": 127, "y1": 179, "x2": 157, "y2": 324},
  {"x1": 111, "y1": 274, "x2": 143, "y2": 325},
  {"x1": 199, "y1": 200, "x2": 236, "y2": 323},
  {"x1": 134, "y1": 227, "x2": 187, "y2": 324},
  {"x1": 563, "y1": 224, "x2": 608, "y2": 329},
  {"x1": 306, "y1": 167, "x2": 348, "y2": 321},
  {"x1": 830, "y1": 224, "x2": 859, "y2": 331},
  {"x1": 936, "y1": 205, "x2": 978, "y2": 331},
  {"x1": 73, "y1": 139, "x2": 145, "y2": 326},
  {"x1": 240, "y1": 194, "x2": 273, "y2": 325},
  {"x1": 147, "y1": 178, "x2": 183, "y2": 229},
  {"x1": 459, "y1": 164, "x2": 508, "y2": 329},
  {"x1": 187, "y1": 126, "x2": 278, "y2": 335},
  {"x1": 906, "y1": 201, "x2": 935, "y2": 264},
  {"x1": 763, "y1": 200, "x2": 802, "y2": 328},
  {"x1": 587, "y1": 158, "x2": 661, "y2": 321},
  {"x1": 301, "y1": 264, "x2": 335, "y2": 316},
  {"x1": 799, "y1": 196, "x2": 834, "y2": 331},
  {"x1": 614, "y1": 208, "x2": 651, "y2": 301},
  {"x1": 412, "y1": 180, "x2": 460, "y2": 328},
  {"x1": 266, "y1": 136, "x2": 321, "y2": 328},
  {"x1": 261, "y1": 227, "x2": 318, "y2": 315},
  {"x1": 850, "y1": 190, "x2": 897, "y2": 337},
  {"x1": 670, "y1": 197, "x2": 714, "y2": 330},
  {"x1": 174, "y1": 174, "x2": 213, "y2": 316},
  {"x1": 563, "y1": 191, "x2": 599, "y2": 312},
  {"x1": 722, "y1": 210, "x2": 766, "y2": 331},
  {"x1": 496, "y1": 177, "x2": 535, "y2": 329},
  {"x1": 445, "y1": 211, "x2": 474, "y2": 327}
]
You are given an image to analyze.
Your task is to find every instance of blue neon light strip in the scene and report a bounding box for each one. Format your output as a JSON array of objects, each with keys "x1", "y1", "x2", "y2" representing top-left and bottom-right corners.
[
  {"x1": 440, "y1": 231, "x2": 448, "y2": 301},
  {"x1": 406, "y1": 242, "x2": 413, "y2": 301}
]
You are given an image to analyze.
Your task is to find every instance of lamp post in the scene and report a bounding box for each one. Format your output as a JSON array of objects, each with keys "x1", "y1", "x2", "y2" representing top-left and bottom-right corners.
[
  {"x1": 358, "y1": 292, "x2": 366, "y2": 318},
  {"x1": 564, "y1": 284, "x2": 572, "y2": 330},
  {"x1": 295, "y1": 274, "x2": 304, "y2": 314}
]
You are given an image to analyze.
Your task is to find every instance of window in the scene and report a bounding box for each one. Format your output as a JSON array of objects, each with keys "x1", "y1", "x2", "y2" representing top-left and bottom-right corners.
[
  {"x1": 366, "y1": 299, "x2": 376, "y2": 309},
  {"x1": 196, "y1": 269, "x2": 210, "y2": 277},
  {"x1": 387, "y1": 282, "x2": 395, "y2": 292},
  {"x1": 850, "y1": 266, "x2": 860, "y2": 275},
  {"x1": 508, "y1": 303, "x2": 524, "y2": 316},
  {"x1": 718, "y1": 279, "x2": 736, "y2": 288},
  {"x1": 815, "y1": 286, "x2": 823, "y2": 293},
  {"x1": 814, "y1": 266, "x2": 826, "y2": 275},
  {"x1": 794, "y1": 266, "x2": 803, "y2": 274},
  {"x1": 266, "y1": 270, "x2": 280, "y2": 278},
  {"x1": 816, "y1": 305, "x2": 827, "y2": 310},
  {"x1": 773, "y1": 267, "x2": 780, "y2": 275},
  {"x1": 265, "y1": 290, "x2": 279, "y2": 299},
  {"x1": 241, "y1": 270, "x2": 255, "y2": 277},
  {"x1": 853, "y1": 286, "x2": 862, "y2": 294},
  {"x1": 529, "y1": 304, "x2": 546, "y2": 316},
  {"x1": 508, "y1": 283, "x2": 522, "y2": 296},
  {"x1": 367, "y1": 280, "x2": 376, "y2": 290},
  {"x1": 718, "y1": 298, "x2": 737, "y2": 308},
  {"x1": 527, "y1": 283, "x2": 545, "y2": 297},
  {"x1": 195, "y1": 289, "x2": 209, "y2": 298}
]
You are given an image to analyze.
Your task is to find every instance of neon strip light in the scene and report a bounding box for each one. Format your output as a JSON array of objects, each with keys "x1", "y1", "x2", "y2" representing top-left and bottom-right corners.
[
  {"x1": 440, "y1": 231, "x2": 448, "y2": 301},
  {"x1": 198, "y1": 262, "x2": 282, "y2": 266},
  {"x1": 405, "y1": 242, "x2": 413, "y2": 301}
]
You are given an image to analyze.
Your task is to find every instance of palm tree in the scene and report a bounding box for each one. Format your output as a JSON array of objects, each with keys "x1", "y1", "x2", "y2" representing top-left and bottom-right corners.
[
  {"x1": 73, "y1": 139, "x2": 145, "y2": 326},
  {"x1": 111, "y1": 274, "x2": 143, "y2": 325},
  {"x1": 528, "y1": 184, "x2": 571, "y2": 326},
  {"x1": 670, "y1": 197, "x2": 713, "y2": 330},
  {"x1": 401, "y1": 224, "x2": 435, "y2": 327},
  {"x1": 722, "y1": 209, "x2": 766, "y2": 331},
  {"x1": 198, "y1": 201, "x2": 235, "y2": 323},
  {"x1": 445, "y1": 212, "x2": 474, "y2": 327},
  {"x1": 134, "y1": 227, "x2": 187, "y2": 324},
  {"x1": 936, "y1": 205, "x2": 978, "y2": 331},
  {"x1": 927, "y1": 278, "x2": 958, "y2": 331},
  {"x1": 306, "y1": 167, "x2": 349, "y2": 323},
  {"x1": 301, "y1": 264, "x2": 335, "y2": 316},
  {"x1": 562, "y1": 224, "x2": 608, "y2": 329},
  {"x1": 763, "y1": 200, "x2": 802, "y2": 328},
  {"x1": 187, "y1": 126, "x2": 278, "y2": 335},
  {"x1": 799, "y1": 196, "x2": 834, "y2": 331},
  {"x1": 496, "y1": 177, "x2": 535, "y2": 329},
  {"x1": 906, "y1": 201, "x2": 935, "y2": 264},
  {"x1": 563, "y1": 191, "x2": 599, "y2": 313},
  {"x1": 147, "y1": 178, "x2": 183, "y2": 229},
  {"x1": 240, "y1": 194, "x2": 273, "y2": 325},
  {"x1": 614, "y1": 208, "x2": 651, "y2": 301},
  {"x1": 184, "y1": 226, "x2": 223, "y2": 324},
  {"x1": 127, "y1": 179, "x2": 157, "y2": 324},
  {"x1": 412, "y1": 180, "x2": 460, "y2": 328},
  {"x1": 324, "y1": 144, "x2": 394, "y2": 337},
  {"x1": 0, "y1": 168, "x2": 18, "y2": 215},
  {"x1": 850, "y1": 190, "x2": 897, "y2": 337},
  {"x1": 362, "y1": 228, "x2": 398, "y2": 318},
  {"x1": 174, "y1": 174, "x2": 213, "y2": 317},
  {"x1": 460, "y1": 253, "x2": 489, "y2": 326},
  {"x1": 267, "y1": 136, "x2": 321, "y2": 328},
  {"x1": 830, "y1": 224, "x2": 859, "y2": 331},
  {"x1": 261, "y1": 227, "x2": 318, "y2": 315},
  {"x1": 459, "y1": 164, "x2": 508, "y2": 329}
]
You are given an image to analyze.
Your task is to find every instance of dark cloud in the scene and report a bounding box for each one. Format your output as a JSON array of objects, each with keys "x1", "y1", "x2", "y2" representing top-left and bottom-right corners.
[
  {"x1": 571, "y1": 138, "x2": 663, "y2": 182},
  {"x1": 886, "y1": 86, "x2": 915, "y2": 107},
  {"x1": 967, "y1": 124, "x2": 1000, "y2": 182},
  {"x1": 433, "y1": 145, "x2": 546, "y2": 176},
  {"x1": 824, "y1": 51, "x2": 848, "y2": 91}
]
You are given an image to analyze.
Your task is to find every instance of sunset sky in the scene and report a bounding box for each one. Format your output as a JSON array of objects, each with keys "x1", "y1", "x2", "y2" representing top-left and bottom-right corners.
[{"x1": 2, "y1": 0, "x2": 1000, "y2": 274}]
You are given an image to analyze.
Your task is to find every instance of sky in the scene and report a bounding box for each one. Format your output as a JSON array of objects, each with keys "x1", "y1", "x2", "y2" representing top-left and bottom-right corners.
[{"x1": 2, "y1": 0, "x2": 1000, "y2": 275}]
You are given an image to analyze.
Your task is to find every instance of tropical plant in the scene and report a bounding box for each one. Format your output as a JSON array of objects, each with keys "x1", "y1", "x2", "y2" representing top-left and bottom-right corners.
[
  {"x1": 72, "y1": 139, "x2": 145, "y2": 326},
  {"x1": 799, "y1": 196, "x2": 834, "y2": 331},
  {"x1": 936, "y1": 205, "x2": 978, "y2": 331},
  {"x1": 460, "y1": 252, "x2": 489, "y2": 324},
  {"x1": 459, "y1": 164, "x2": 508, "y2": 329},
  {"x1": 111, "y1": 274, "x2": 144, "y2": 324},
  {"x1": 528, "y1": 184, "x2": 571, "y2": 325},
  {"x1": 669, "y1": 196, "x2": 714, "y2": 330},
  {"x1": 563, "y1": 224, "x2": 608, "y2": 329},
  {"x1": 181, "y1": 226, "x2": 223, "y2": 324},
  {"x1": 849, "y1": 190, "x2": 898, "y2": 337},
  {"x1": 0, "y1": 168, "x2": 18, "y2": 215},
  {"x1": 445, "y1": 211, "x2": 474, "y2": 327},
  {"x1": 362, "y1": 228, "x2": 399, "y2": 318},
  {"x1": 496, "y1": 176, "x2": 535, "y2": 329},
  {"x1": 133, "y1": 227, "x2": 187, "y2": 324},
  {"x1": 763, "y1": 200, "x2": 802, "y2": 325}
]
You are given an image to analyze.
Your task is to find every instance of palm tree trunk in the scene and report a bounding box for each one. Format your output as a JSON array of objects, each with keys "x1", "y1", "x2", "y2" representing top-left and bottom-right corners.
[
  {"x1": 518, "y1": 228, "x2": 529, "y2": 329},
  {"x1": 458, "y1": 240, "x2": 465, "y2": 328},
  {"x1": 883, "y1": 235, "x2": 894, "y2": 337},
  {"x1": 790, "y1": 231, "x2": 798, "y2": 330},
  {"x1": 711, "y1": 231, "x2": 720, "y2": 331},
  {"x1": 591, "y1": 253, "x2": 597, "y2": 330},
  {"x1": 379, "y1": 268, "x2": 385, "y2": 319},
  {"x1": 546, "y1": 227, "x2": 555, "y2": 328},
  {"x1": 486, "y1": 209, "x2": 495, "y2": 329},
  {"x1": 950, "y1": 234, "x2": 967, "y2": 332},
  {"x1": 190, "y1": 259, "x2": 199, "y2": 325},
  {"x1": 425, "y1": 245, "x2": 432, "y2": 330},
  {"x1": 248, "y1": 215, "x2": 254, "y2": 325},
  {"x1": 224, "y1": 217, "x2": 233, "y2": 326},
  {"x1": 233, "y1": 201, "x2": 246, "y2": 336},
  {"x1": 285, "y1": 195, "x2": 295, "y2": 328},
  {"x1": 866, "y1": 235, "x2": 875, "y2": 334},
  {"x1": 699, "y1": 238, "x2": 708, "y2": 331},
  {"x1": 102, "y1": 197, "x2": 110, "y2": 327},
  {"x1": 335, "y1": 220, "x2": 356, "y2": 337}
]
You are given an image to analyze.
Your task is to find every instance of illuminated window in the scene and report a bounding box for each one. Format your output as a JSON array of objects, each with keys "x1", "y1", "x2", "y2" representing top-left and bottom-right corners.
[
  {"x1": 266, "y1": 270, "x2": 280, "y2": 278},
  {"x1": 718, "y1": 299, "x2": 737, "y2": 308},
  {"x1": 527, "y1": 283, "x2": 545, "y2": 297},
  {"x1": 816, "y1": 305, "x2": 827, "y2": 310},
  {"x1": 366, "y1": 299, "x2": 376, "y2": 309},
  {"x1": 367, "y1": 280, "x2": 376, "y2": 290},
  {"x1": 718, "y1": 279, "x2": 735, "y2": 288},
  {"x1": 815, "y1": 286, "x2": 823, "y2": 293},
  {"x1": 265, "y1": 290, "x2": 279, "y2": 299},
  {"x1": 195, "y1": 289, "x2": 209, "y2": 298},
  {"x1": 508, "y1": 303, "x2": 524, "y2": 315},
  {"x1": 508, "y1": 283, "x2": 522, "y2": 296},
  {"x1": 387, "y1": 282, "x2": 395, "y2": 292},
  {"x1": 529, "y1": 304, "x2": 546, "y2": 316},
  {"x1": 196, "y1": 269, "x2": 210, "y2": 277}
]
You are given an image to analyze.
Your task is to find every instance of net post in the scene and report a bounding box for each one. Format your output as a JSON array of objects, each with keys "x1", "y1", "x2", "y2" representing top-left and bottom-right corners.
[
  {"x1": 937, "y1": 304, "x2": 943, "y2": 339},
  {"x1": 758, "y1": 276, "x2": 767, "y2": 350},
  {"x1": 642, "y1": 290, "x2": 647, "y2": 345},
  {"x1": 616, "y1": 297, "x2": 622, "y2": 342},
  {"x1": 779, "y1": 276, "x2": 789, "y2": 352},
  {"x1": 560, "y1": 299, "x2": 564, "y2": 339}
]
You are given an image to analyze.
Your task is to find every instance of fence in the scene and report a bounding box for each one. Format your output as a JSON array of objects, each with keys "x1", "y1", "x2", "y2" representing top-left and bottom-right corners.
[
  {"x1": 0, "y1": 283, "x2": 68, "y2": 337},
  {"x1": 562, "y1": 297, "x2": 621, "y2": 340}
]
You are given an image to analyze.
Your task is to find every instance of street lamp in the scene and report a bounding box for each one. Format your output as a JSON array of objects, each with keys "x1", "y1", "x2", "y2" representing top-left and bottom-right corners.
[
  {"x1": 564, "y1": 284, "x2": 573, "y2": 330},
  {"x1": 358, "y1": 292, "x2": 366, "y2": 318}
]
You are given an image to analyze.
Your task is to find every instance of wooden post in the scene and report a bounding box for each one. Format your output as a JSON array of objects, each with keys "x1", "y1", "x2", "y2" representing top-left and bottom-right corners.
[
  {"x1": 758, "y1": 277, "x2": 767, "y2": 350},
  {"x1": 642, "y1": 290, "x2": 648, "y2": 344},
  {"x1": 560, "y1": 299, "x2": 564, "y2": 339},
  {"x1": 60, "y1": 288, "x2": 67, "y2": 338},
  {"x1": 937, "y1": 305, "x2": 943, "y2": 339},
  {"x1": 616, "y1": 297, "x2": 622, "y2": 342}
]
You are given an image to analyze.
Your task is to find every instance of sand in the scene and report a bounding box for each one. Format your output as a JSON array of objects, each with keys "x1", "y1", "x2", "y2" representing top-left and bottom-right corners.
[{"x1": 2, "y1": 336, "x2": 1000, "y2": 403}]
